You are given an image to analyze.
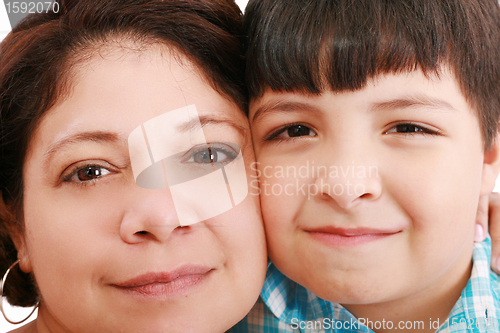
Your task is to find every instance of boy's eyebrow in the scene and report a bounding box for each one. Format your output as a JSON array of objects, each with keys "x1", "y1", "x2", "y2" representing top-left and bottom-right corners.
[
  {"x1": 369, "y1": 95, "x2": 457, "y2": 113},
  {"x1": 251, "y1": 100, "x2": 323, "y2": 124},
  {"x1": 251, "y1": 95, "x2": 455, "y2": 124},
  {"x1": 44, "y1": 131, "x2": 121, "y2": 165},
  {"x1": 177, "y1": 115, "x2": 247, "y2": 135}
]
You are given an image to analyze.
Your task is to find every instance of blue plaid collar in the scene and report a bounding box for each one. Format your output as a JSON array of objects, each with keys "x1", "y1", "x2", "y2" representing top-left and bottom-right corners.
[
  {"x1": 438, "y1": 236, "x2": 500, "y2": 332},
  {"x1": 261, "y1": 262, "x2": 333, "y2": 324},
  {"x1": 261, "y1": 262, "x2": 375, "y2": 332}
]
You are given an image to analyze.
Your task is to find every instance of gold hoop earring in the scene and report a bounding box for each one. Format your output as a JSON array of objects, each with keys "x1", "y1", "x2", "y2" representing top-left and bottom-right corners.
[{"x1": 0, "y1": 259, "x2": 39, "y2": 324}]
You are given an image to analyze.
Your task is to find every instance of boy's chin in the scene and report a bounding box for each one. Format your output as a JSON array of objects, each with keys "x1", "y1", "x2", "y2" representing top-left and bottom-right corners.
[{"x1": 311, "y1": 279, "x2": 395, "y2": 305}]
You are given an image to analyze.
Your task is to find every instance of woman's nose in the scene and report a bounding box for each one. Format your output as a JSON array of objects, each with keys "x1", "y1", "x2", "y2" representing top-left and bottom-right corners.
[{"x1": 119, "y1": 186, "x2": 180, "y2": 244}]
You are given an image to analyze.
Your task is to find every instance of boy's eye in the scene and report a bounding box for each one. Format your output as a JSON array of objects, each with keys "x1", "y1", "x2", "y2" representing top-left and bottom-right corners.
[
  {"x1": 288, "y1": 125, "x2": 315, "y2": 137},
  {"x1": 182, "y1": 143, "x2": 238, "y2": 165},
  {"x1": 385, "y1": 123, "x2": 440, "y2": 136},
  {"x1": 64, "y1": 165, "x2": 113, "y2": 184},
  {"x1": 266, "y1": 124, "x2": 317, "y2": 141}
]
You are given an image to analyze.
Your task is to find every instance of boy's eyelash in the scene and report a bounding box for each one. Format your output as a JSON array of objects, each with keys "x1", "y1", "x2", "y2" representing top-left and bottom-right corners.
[
  {"x1": 264, "y1": 122, "x2": 315, "y2": 142},
  {"x1": 262, "y1": 121, "x2": 440, "y2": 143},
  {"x1": 385, "y1": 122, "x2": 442, "y2": 136}
]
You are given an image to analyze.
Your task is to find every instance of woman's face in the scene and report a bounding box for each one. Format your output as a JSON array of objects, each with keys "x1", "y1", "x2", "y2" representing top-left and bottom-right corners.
[{"x1": 18, "y1": 44, "x2": 266, "y2": 332}]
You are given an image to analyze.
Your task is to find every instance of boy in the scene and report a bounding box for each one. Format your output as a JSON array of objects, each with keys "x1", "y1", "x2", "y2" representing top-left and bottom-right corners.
[{"x1": 232, "y1": 0, "x2": 500, "y2": 332}]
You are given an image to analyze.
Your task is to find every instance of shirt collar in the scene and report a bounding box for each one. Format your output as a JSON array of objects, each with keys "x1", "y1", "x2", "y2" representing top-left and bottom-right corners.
[
  {"x1": 446, "y1": 236, "x2": 500, "y2": 328},
  {"x1": 261, "y1": 261, "x2": 334, "y2": 324}
]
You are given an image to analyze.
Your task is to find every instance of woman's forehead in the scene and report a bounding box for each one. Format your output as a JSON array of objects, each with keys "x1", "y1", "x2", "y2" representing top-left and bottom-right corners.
[{"x1": 26, "y1": 47, "x2": 250, "y2": 165}]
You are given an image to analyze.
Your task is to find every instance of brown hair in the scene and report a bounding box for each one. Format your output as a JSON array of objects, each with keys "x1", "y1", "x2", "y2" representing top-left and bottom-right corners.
[
  {"x1": 0, "y1": 0, "x2": 246, "y2": 307},
  {"x1": 244, "y1": 0, "x2": 500, "y2": 149}
]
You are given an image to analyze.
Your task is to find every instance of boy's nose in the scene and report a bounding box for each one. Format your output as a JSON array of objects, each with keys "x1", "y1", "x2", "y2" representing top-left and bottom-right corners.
[
  {"x1": 119, "y1": 186, "x2": 180, "y2": 244},
  {"x1": 315, "y1": 171, "x2": 382, "y2": 210},
  {"x1": 312, "y1": 141, "x2": 383, "y2": 209}
]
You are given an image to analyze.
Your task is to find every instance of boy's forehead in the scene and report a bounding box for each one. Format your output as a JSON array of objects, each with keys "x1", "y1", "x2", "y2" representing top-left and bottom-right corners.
[{"x1": 248, "y1": 68, "x2": 473, "y2": 122}]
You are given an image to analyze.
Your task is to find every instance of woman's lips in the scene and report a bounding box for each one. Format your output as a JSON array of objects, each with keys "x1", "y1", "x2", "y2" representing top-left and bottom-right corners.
[
  {"x1": 112, "y1": 265, "x2": 214, "y2": 298},
  {"x1": 305, "y1": 226, "x2": 402, "y2": 246}
]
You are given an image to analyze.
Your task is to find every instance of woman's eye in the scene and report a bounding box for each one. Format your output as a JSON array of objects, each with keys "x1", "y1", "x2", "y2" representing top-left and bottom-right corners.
[
  {"x1": 64, "y1": 165, "x2": 112, "y2": 183},
  {"x1": 385, "y1": 123, "x2": 439, "y2": 135},
  {"x1": 182, "y1": 143, "x2": 238, "y2": 165},
  {"x1": 192, "y1": 148, "x2": 228, "y2": 164},
  {"x1": 266, "y1": 124, "x2": 317, "y2": 141}
]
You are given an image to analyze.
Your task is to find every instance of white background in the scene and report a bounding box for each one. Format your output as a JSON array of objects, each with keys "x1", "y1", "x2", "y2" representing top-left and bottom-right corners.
[{"x1": 2, "y1": 0, "x2": 500, "y2": 331}]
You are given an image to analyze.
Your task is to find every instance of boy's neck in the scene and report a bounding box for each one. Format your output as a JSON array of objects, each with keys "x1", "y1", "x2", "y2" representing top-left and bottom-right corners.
[{"x1": 343, "y1": 246, "x2": 473, "y2": 333}]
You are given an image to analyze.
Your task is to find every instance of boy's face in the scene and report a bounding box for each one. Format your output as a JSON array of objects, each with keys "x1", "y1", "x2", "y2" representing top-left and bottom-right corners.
[{"x1": 249, "y1": 68, "x2": 499, "y2": 305}]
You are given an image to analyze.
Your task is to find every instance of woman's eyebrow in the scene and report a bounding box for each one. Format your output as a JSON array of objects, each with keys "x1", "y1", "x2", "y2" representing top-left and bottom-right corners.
[
  {"x1": 177, "y1": 115, "x2": 247, "y2": 135},
  {"x1": 44, "y1": 131, "x2": 121, "y2": 164}
]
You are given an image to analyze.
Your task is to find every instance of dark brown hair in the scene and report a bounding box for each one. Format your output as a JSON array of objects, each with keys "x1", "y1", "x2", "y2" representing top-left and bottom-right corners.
[
  {"x1": 244, "y1": 0, "x2": 500, "y2": 148},
  {"x1": 0, "y1": 0, "x2": 246, "y2": 307}
]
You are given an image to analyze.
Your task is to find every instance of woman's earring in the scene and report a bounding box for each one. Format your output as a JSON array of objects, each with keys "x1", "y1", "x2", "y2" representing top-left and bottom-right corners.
[{"x1": 0, "y1": 260, "x2": 39, "y2": 324}]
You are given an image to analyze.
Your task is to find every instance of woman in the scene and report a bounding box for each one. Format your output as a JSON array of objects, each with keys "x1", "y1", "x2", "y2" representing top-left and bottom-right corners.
[{"x1": 0, "y1": 0, "x2": 267, "y2": 332}]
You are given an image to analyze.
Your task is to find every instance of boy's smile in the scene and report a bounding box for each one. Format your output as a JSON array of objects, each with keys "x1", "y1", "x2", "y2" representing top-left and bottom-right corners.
[
  {"x1": 250, "y1": 68, "x2": 500, "y2": 322},
  {"x1": 304, "y1": 225, "x2": 403, "y2": 247}
]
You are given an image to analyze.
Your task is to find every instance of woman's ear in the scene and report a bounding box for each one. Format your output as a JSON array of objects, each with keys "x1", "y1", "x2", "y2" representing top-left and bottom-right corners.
[
  {"x1": 481, "y1": 127, "x2": 500, "y2": 195},
  {"x1": 0, "y1": 197, "x2": 32, "y2": 273},
  {"x1": 10, "y1": 230, "x2": 32, "y2": 273}
]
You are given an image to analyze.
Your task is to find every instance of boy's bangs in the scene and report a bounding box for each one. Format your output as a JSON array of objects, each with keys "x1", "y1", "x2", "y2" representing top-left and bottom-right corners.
[
  {"x1": 245, "y1": 0, "x2": 492, "y2": 97},
  {"x1": 244, "y1": 0, "x2": 500, "y2": 148}
]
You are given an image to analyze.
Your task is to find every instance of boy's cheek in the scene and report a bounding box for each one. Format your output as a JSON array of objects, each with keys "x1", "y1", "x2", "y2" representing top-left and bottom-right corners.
[
  {"x1": 258, "y1": 171, "x2": 317, "y2": 272},
  {"x1": 260, "y1": 180, "x2": 299, "y2": 243},
  {"x1": 259, "y1": 170, "x2": 312, "y2": 220}
]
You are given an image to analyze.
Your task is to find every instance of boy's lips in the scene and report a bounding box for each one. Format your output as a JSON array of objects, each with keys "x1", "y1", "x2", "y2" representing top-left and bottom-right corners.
[
  {"x1": 304, "y1": 226, "x2": 402, "y2": 246},
  {"x1": 112, "y1": 265, "x2": 214, "y2": 298}
]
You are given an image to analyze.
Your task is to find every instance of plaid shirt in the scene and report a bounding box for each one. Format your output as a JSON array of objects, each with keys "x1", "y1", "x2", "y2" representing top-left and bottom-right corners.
[
  {"x1": 436, "y1": 236, "x2": 500, "y2": 333},
  {"x1": 230, "y1": 237, "x2": 500, "y2": 333}
]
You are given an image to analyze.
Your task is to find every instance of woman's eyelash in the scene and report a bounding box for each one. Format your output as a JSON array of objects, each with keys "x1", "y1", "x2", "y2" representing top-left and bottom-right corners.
[
  {"x1": 181, "y1": 142, "x2": 239, "y2": 165},
  {"x1": 62, "y1": 164, "x2": 114, "y2": 186}
]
